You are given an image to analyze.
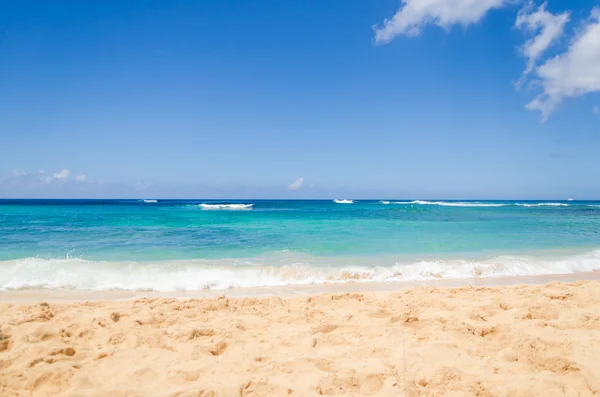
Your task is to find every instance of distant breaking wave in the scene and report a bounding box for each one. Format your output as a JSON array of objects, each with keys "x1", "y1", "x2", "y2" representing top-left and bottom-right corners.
[
  {"x1": 199, "y1": 204, "x2": 253, "y2": 210},
  {"x1": 334, "y1": 199, "x2": 354, "y2": 204},
  {"x1": 390, "y1": 200, "x2": 507, "y2": 207},
  {"x1": 1, "y1": 249, "x2": 599, "y2": 291},
  {"x1": 516, "y1": 203, "x2": 569, "y2": 207},
  {"x1": 142, "y1": 199, "x2": 158, "y2": 203},
  {"x1": 380, "y1": 201, "x2": 390, "y2": 204},
  {"x1": 384, "y1": 200, "x2": 572, "y2": 208}
]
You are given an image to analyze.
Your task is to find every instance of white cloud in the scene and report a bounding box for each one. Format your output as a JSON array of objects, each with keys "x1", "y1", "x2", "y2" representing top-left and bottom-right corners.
[
  {"x1": 594, "y1": 105, "x2": 600, "y2": 115},
  {"x1": 516, "y1": 2, "x2": 569, "y2": 79},
  {"x1": 53, "y1": 169, "x2": 71, "y2": 179},
  {"x1": 374, "y1": 0, "x2": 508, "y2": 43},
  {"x1": 43, "y1": 169, "x2": 71, "y2": 183},
  {"x1": 288, "y1": 177, "x2": 304, "y2": 190},
  {"x1": 75, "y1": 174, "x2": 87, "y2": 182},
  {"x1": 12, "y1": 169, "x2": 27, "y2": 177},
  {"x1": 526, "y1": 8, "x2": 600, "y2": 120}
]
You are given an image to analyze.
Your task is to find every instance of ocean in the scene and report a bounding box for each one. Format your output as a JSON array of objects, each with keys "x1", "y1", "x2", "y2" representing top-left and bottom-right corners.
[{"x1": 1, "y1": 199, "x2": 599, "y2": 291}]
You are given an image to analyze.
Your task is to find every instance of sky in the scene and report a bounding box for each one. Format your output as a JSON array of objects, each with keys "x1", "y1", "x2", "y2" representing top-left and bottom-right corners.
[{"x1": 0, "y1": 0, "x2": 599, "y2": 199}]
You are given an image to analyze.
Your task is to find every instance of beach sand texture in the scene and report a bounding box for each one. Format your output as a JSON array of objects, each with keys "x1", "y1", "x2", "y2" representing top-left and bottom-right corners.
[{"x1": 1, "y1": 280, "x2": 600, "y2": 396}]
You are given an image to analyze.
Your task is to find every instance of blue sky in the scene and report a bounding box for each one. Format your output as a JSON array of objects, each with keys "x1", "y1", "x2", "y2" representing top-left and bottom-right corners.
[{"x1": 1, "y1": 0, "x2": 599, "y2": 199}]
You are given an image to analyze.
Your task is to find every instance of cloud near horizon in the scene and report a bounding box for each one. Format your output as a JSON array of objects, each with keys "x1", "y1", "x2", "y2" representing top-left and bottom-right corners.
[
  {"x1": 0, "y1": 170, "x2": 416, "y2": 199},
  {"x1": 44, "y1": 169, "x2": 71, "y2": 184},
  {"x1": 0, "y1": 168, "x2": 91, "y2": 188},
  {"x1": 287, "y1": 177, "x2": 304, "y2": 190}
]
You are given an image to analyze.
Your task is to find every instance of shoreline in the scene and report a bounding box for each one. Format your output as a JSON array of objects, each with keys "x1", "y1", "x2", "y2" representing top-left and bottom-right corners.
[{"x1": 2, "y1": 270, "x2": 599, "y2": 303}]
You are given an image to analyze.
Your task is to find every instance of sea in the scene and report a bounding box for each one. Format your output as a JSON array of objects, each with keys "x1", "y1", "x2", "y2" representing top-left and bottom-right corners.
[{"x1": 1, "y1": 199, "x2": 599, "y2": 291}]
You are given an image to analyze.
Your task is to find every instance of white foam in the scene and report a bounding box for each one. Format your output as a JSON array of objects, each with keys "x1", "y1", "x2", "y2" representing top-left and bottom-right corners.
[
  {"x1": 1, "y1": 249, "x2": 599, "y2": 291},
  {"x1": 391, "y1": 200, "x2": 507, "y2": 207},
  {"x1": 388, "y1": 200, "x2": 572, "y2": 208},
  {"x1": 199, "y1": 204, "x2": 253, "y2": 210},
  {"x1": 516, "y1": 203, "x2": 569, "y2": 207},
  {"x1": 334, "y1": 199, "x2": 354, "y2": 204},
  {"x1": 142, "y1": 199, "x2": 158, "y2": 203},
  {"x1": 380, "y1": 201, "x2": 390, "y2": 205}
]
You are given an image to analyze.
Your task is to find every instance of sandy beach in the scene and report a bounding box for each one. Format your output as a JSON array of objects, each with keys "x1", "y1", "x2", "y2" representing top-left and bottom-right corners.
[{"x1": 1, "y1": 278, "x2": 600, "y2": 397}]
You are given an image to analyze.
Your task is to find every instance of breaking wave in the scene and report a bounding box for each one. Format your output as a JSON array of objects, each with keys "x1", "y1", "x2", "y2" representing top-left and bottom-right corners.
[
  {"x1": 383, "y1": 200, "x2": 575, "y2": 208},
  {"x1": 199, "y1": 204, "x2": 254, "y2": 210},
  {"x1": 390, "y1": 200, "x2": 507, "y2": 207},
  {"x1": 1, "y1": 249, "x2": 599, "y2": 291},
  {"x1": 334, "y1": 199, "x2": 354, "y2": 204},
  {"x1": 516, "y1": 203, "x2": 569, "y2": 207}
]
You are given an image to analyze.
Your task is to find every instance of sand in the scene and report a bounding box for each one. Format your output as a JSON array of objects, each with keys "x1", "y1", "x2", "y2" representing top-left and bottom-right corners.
[{"x1": 2, "y1": 280, "x2": 600, "y2": 396}]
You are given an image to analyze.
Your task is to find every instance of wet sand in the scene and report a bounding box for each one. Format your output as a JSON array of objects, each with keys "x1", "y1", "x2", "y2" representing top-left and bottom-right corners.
[{"x1": 2, "y1": 271, "x2": 600, "y2": 303}]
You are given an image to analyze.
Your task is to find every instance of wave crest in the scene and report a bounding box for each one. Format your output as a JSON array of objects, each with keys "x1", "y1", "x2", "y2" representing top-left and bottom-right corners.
[
  {"x1": 333, "y1": 199, "x2": 354, "y2": 204},
  {"x1": 386, "y1": 201, "x2": 572, "y2": 208},
  {"x1": 391, "y1": 200, "x2": 507, "y2": 207},
  {"x1": 516, "y1": 203, "x2": 569, "y2": 207},
  {"x1": 1, "y1": 250, "x2": 598, "y2": 291},
  {"x1": 199, "y1": 204, "x2": 253, "y2": 210}
]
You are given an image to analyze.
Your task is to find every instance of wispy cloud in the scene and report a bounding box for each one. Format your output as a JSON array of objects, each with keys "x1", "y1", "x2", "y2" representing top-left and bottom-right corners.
[
  {"x1": 594, "y1": 105, "x2": 600, "y2": 115},
  {"x1": 0, "y1": 168, "x2": 98, "y2": 197},
  {"x1": 516, "y1": 2, "x2": 569, "y2": 82},
  {"x1": 374, "y1": 0, "x2": 509, "y2": 43},
  {"x1": 526, "y1": 8, "x2": 600, "y2": 121},
  {"x1": 287, "y1": 177, "x2": 304, "y2": 190}
]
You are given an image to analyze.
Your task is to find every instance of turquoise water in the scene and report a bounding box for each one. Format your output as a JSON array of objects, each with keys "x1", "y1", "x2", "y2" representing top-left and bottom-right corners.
[{"x1": 1, "y1": 199, "x2": 599, "y2": 290}]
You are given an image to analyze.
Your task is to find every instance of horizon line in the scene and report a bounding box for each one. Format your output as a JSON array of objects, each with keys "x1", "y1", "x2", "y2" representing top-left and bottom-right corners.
[{"x1": 0, "y1": 198, "x2": 592, "y2": 201}]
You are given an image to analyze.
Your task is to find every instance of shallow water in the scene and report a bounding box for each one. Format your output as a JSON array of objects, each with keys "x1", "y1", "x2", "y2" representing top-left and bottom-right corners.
[{"x1": 1, "y1": 199, "x2": 599, "y2": 290}]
